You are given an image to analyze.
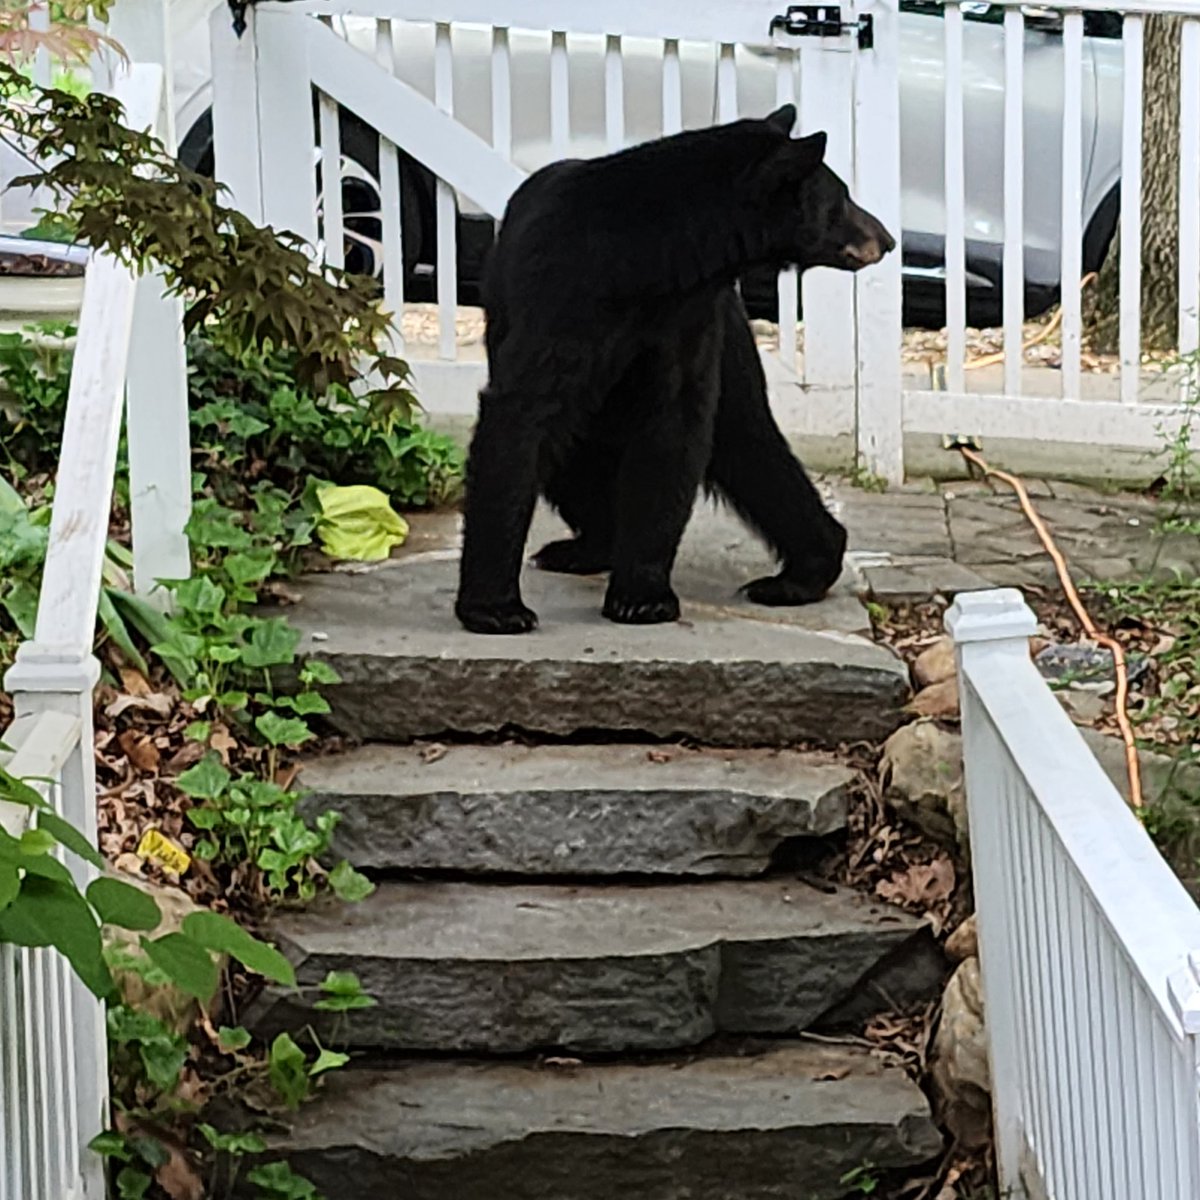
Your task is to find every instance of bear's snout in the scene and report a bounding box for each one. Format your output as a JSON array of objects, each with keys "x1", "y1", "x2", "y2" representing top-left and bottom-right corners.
[{"x1": 841, "y1": 205, "x2": 896, "y2": 268}]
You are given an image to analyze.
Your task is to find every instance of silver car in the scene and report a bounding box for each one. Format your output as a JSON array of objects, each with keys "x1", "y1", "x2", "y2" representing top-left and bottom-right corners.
[{"x1": 171, "y1": 2, "x2": 1124, "y2": 327}]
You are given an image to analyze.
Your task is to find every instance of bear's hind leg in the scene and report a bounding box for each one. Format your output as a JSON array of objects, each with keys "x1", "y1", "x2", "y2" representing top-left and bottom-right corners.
[
  {"x1": 708, "y1": 297, "x2": 847, "y2": 606},
  {"x1": 455, "y1": 389, "x2": 541, "y2": 634},
  {"x1": 533, "y1": 441, "x2": 618, "y2": 576}
]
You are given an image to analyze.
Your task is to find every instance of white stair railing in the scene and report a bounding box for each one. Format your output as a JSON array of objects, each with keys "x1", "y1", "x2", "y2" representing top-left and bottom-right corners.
[
  {"x1": 1, "y1": 45, "x2": 191, "y2": 1200},
  {"x1": 949, "y1": 589, "x2": 1200, "y2": 1200}
]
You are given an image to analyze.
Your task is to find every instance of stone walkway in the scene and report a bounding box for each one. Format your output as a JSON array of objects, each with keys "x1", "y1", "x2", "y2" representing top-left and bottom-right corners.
[{"x1": 826, "y1": 476, "x2": 1200, "y2": 601}]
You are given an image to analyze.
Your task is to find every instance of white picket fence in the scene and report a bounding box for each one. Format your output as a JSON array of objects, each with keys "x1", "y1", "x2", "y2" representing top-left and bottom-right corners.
[
  {"x1": 949, "y1": 589, "x2": 1200, "y2": 1200},
  {"x1": 209, "y1": 0, "x2": 1197, "y2": 481},
  {"x1": 0, "y1": 49, "x2": 192, "y2": 1199}
]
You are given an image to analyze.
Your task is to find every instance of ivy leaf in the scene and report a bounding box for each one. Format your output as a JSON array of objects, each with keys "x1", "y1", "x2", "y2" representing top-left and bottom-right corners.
[
  {"x1": 86, "y1": 878, "x2": 161, "y2": 932},
  {"x1": 267, "y1": 1032, "x2": 310, "y2": 1110},
  {"x1": 255, "y1": 712, "x2": 313, "y2": 748},
  {"x1": 309, "y1": 1048, "x2": 349, "y2": 1076},
  {"x1": 216, "y1": 1025, "x2": 252, "y2": 1053},
  {"x1": 175, "y1": 755, "x2": 231, "y2": 801},
  {"x1": 198, "y1": 1123, "x2": 267, "y2": 1154},
  {"x1": 89, "y1": 1130, "x2": 133, "y2": 1162},
  {"x1": 245, "y1": 1161, "x2": 321, "y2": 1198},
  {"x1": 139, "y1": 932, "x2": 218, "y2": 1002},
  {"x1": 116, "y1": 1167, "x2": 151, "y2": 1200},
  {"x1": 0, "y1": 876, "x2": 112, "y2": 998},
  {"x1": 314, "y1": 969, "x2": 376, "y2": 1013},
  {"x1": 181, "y1": 911, "x2": 296, "y2": 987},
  {"x1": 298, "y1": 660, "x2": 340, "y2": 687},
  {"x1": 329, "y1": 860, "x2": 374, "y2": 903},
  {"x1": 241, "y1": 618, "x2": 300, "y2": 668}
]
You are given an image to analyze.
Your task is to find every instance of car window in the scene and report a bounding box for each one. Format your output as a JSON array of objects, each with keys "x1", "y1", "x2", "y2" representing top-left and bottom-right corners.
[{"x1": 898, "y1": 1, "x2": 1123, "y2": 37}]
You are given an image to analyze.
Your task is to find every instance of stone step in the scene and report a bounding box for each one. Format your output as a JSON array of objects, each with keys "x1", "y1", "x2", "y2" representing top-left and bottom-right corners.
[
  {"x1": 262, "y1": 1043, "x2": 942, "y2": 1200},
  {"x1": 284, "y1": 507, "x2": 909, "y2": 748},
  {"x1": 245, "y1": 880, "x2": 940, "y2": 1053},
  {"x1": 298, "y1": 743, "x2": 856, "y2": 876}
]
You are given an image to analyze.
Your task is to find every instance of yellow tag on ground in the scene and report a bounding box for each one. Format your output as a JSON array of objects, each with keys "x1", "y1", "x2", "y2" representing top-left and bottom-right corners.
[{"x1": 136, "y1": 828, "x2": 191, "y2": 875}]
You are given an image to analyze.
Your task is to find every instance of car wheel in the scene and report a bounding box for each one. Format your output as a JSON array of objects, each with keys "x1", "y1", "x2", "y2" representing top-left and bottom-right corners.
[{"x1": 178, "y1": 107, "x2": 430, "y2": 289}]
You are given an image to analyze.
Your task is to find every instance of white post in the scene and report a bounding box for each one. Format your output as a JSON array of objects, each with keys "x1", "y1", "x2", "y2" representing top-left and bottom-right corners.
[
  {"x1": 210, "y1": 3, "x2": 265, "y2": 220},
  {"x1": 255, "y1": 11, "x2": 318, "y2": 249},
  {"x1": 853, "y1": 0, "x2": 904, "y2": 483},
  {"x1": 126, "y1": 274, "x2": 192, "y2": 601},
  {"x1": 946, "y1": 588, "x2": 1039, "y2": 1200},
  {"x1": 107, "y1": 0, "x2": 176, "y2": 147},
  {"x1": 3, "y1": 651, "x2": 107, "y2": 1200}
]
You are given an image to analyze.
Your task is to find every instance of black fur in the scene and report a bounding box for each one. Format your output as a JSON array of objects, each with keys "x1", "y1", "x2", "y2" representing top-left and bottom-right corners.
[{"x1": 456, "y1": 105, "x2": 894, "y2": 634}]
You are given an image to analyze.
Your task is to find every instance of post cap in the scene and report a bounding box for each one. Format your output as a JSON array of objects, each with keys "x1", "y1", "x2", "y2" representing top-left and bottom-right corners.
[{"x1": 944, "y1": 587, "x2": 1038, "y2": 645}]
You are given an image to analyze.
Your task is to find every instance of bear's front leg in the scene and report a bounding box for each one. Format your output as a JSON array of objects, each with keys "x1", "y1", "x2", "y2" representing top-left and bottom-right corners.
[
  {"x1": 455, "y1": 391, "x2": 540, "y2": 634},
  {"x1": 603, "y1": 388, "x2": 713, "y2": 626}
]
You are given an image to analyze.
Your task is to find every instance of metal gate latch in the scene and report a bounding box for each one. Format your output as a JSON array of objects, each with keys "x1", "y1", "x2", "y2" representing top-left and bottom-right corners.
[{"x1": 769, "y1": 5, "x2": 875, "y2": 49}]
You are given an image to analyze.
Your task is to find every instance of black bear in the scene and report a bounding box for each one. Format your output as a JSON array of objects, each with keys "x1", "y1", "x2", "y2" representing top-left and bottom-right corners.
[{"x1": 455, "y1": 104, "x2": 893, "y2": 635}]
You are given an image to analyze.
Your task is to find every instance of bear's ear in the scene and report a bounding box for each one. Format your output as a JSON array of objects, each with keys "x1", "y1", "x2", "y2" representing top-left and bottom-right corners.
[
  {"x1": 761, "y1": 129, "x2": 828, "y2": 185},
  {"x1": 792, "y1": 130, "x2": 828, "y2": 169},
  {"x1": 764, "y1": 103, "x2": 797, "y2": 134}
]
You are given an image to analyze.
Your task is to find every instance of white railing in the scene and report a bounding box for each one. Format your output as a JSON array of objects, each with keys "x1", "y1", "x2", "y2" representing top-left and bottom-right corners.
[
  {"x1": 1, "y1": 43, "x2": 191, "y2": 1200},
  {"x1": 0, "y1": 711, "x2": 96, "y2": 1200},
  {"x1": 909, "y1": 0, "x2": 1197, "y2": 474},
  {"x1": 948, "y1": 588, "x2": 1200, "y2": 1200}
]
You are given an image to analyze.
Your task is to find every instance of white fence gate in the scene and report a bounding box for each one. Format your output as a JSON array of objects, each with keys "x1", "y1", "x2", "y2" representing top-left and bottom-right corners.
[{"x1": 209, "y1": 0, "x2": 905, "y2": 476}]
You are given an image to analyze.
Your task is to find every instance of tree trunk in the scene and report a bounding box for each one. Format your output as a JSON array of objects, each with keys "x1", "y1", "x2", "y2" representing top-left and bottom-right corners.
[{"x1": 1086, "y1": 15, "x2": 1183, "y2": 355}]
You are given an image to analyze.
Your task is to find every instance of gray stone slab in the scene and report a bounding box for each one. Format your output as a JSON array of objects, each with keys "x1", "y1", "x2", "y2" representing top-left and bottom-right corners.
[
  {"x1": 247, "y1": 880, "x2": 929, "y2": 1053},
  {"x1": 266, "y1": 1044, "x2": 942, "y2": 1200},
  {"x1": 862, "y1": 558, "x2": 997, "y2": 602},
  {"x1": 286, "y1": 555, "x2": 909, "y2": 748},
  {"x1": 299, "y1": 743, "x2": 854, "y2": 876}
]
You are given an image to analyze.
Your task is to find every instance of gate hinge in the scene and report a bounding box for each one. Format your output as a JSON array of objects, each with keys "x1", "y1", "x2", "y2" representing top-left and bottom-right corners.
[{"x1": 769, "y1": 5, "x2": 874, "y2": 49}]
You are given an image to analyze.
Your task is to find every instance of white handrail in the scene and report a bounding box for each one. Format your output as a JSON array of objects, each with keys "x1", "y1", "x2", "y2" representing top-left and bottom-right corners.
[{"x1": 949, "y1": 589, "x2": 1200, "y2": 1199}]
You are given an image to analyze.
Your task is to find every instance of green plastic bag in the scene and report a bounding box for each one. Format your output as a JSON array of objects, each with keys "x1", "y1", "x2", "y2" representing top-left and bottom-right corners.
[{"x1": 314, "y1": 484, "x2": 408, "y2": 563}]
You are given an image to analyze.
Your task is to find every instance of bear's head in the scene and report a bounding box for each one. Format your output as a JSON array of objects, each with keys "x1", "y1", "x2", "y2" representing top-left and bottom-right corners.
[{"x1": 749, "y1": 105, "x2": 895, "y2": 274}]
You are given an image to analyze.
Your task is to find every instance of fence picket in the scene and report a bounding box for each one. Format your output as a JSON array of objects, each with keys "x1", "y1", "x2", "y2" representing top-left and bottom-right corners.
[
  {"x1": 1003, "y1": 8, "x2": 1024, "y2": 398},
  {"x1": 1120, "y1": 14, "x2": 1145, "y2": 405},
  {"x1": 434, "y1": 21, "x2": 458, "y2": 361},
  {"x1": 1178, "y1": 17, "x2": 1200, "y2": 359}
]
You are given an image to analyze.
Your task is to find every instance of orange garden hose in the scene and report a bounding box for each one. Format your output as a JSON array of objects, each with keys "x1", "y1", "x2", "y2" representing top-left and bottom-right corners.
[
  {"x1": 960, "y1": 273, "x2": 1098, "y2": 372},
  {"x1": 957, "y1": 446, "x2": 1144, "y2": 811}
]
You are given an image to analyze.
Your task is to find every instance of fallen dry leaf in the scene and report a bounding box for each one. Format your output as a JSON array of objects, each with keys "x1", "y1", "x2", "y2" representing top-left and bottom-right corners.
[
  {"x1": 106, "y1": 692, "x2": 175, "y2": 721},
  {"x1": 876, "y1": 857, "x2": 957, "y2": 916},
  {"x1": 119, "y1": 668, "x2": 153, "y2": 697},
  {"x1": 209, "y1": 723, "x2": 238, "y2": 765},
  {"x1": 118, "y1": 729, "x2": 161, "y2": 773},
  {"x1": 154, "y1": 1140, "x2": 204, "y2": 1200},
  {"x1": 420, "y1": 743, "x2": 448, "y2": 765},
  {"x1": 647, "y1": 748, "x2": 675, "y2": 763}
]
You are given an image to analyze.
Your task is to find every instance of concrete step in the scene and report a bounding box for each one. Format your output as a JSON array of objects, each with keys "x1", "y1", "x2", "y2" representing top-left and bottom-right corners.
[
  {"x1": 245, "y1": 880, "x2": 940, "y2": 1053},
  {"x1": 298, "y1": 743, "x2": 855, "y2": 876},
  {"x1": 285, "y1": 505, "x2": 909, "y2": 748},
  {"x1": 262, "y1": 1043, "x2": 942, "y2": 1200}
]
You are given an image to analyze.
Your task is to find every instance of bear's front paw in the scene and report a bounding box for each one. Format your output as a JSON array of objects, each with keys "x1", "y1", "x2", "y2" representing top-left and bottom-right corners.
[
  {"x1": 532, "y1": 537, "x2": 613, "y2": 575},
  {"x1": 455, "y1": 598, "x2": 539, "y2": 635},
  {"x1": 740, "y1": 574, "x2": 831, "y2": 607},
  {"x1": 602, "y1": 584, "x2": 680, "y2": 625}
]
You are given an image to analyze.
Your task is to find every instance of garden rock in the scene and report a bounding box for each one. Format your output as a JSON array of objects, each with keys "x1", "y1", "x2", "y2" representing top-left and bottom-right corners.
[
  {"x1": 909, "y1": 677, "x2": 960, "y2": 719},
  {"x1": 880, "y1": 721, "x2": 968, "y2": 850},
  {"x1": 945, "y1": 914, "x2": 978, "y2": 962},
  {"x1": 913, "y1": 636, "x2": 957, "y2": 687},
  {"x1": 930, "y1": 956, "x2": 991, "y2": 1150}
]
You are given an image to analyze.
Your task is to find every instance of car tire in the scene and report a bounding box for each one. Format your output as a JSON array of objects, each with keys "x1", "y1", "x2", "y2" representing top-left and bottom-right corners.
[{"x1": 178, "y1": 106, "x2": 431, "y2": 290}]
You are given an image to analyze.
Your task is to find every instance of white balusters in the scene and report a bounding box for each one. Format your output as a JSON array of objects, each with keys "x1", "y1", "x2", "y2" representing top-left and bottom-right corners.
[
  {"x1": 550, "y1": 29, "x2": 570, "y2": 156},
  {"x1": 1003, "y1": 8, "x2": 1025, "y2": 398},
  {"x1": 605, "y1": 34, "x2": 626, "y2": 151},
  {"x1": 944, "y1": 2, "x2": 967, "y2": 395},
  {"x1": 434, "y1": 21, "x2": 457, "y2": 361},
  {"x1": 377, "y1": 19, "x2": 406, "y2": 348},
  {"x1": 1120, "y1": 13, "x2": 1145, "y2": 405},
  {"x1": 1177, "y1": 17, "x2": 1200, "y2": 359},
  {"x1": 662, "y1": 38, "x2": 683, "y2": 135},
  {"x1": 1060, "y1": 11, "x2": 1085, "y2": 400}
]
